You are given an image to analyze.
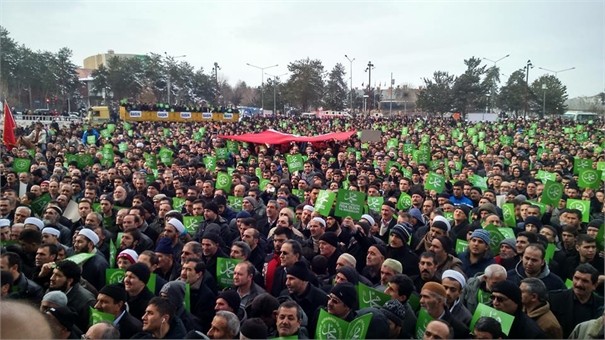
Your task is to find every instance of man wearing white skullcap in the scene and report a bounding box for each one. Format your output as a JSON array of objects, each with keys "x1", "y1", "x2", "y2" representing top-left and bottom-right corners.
[
  {"x1": 24, "y1": 217, "x2": 44, "y2": 231},
  {"x1": 0, "y1": 219, "x2": 10, "y2": 241},
  {"x1": 73, "y1": 228, "x2": 109, "y2": 290},
  {"x1": 441, "y1": 269, "x2": 472, "y2": 325},
  {"x1": 163, "y1": 218, "x2": 185, "y2": 258},
  {"x1": 41, "y1": 227, "x2": 61, "y2": 244}
]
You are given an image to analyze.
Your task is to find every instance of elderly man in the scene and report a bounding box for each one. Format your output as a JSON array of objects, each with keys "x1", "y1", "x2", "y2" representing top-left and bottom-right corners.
[
  {"x1": 490, "y1": 280, "x2": 546, "y2": 339},
  {"x1": 207, "y1": 310, "x2": 240, "y2": 339},
  {"x1": 462, "y1": 264, "x2": 507, "y2": 314},
  {"x1": 520, "y1": 277, "x2": 563, "y2": 338},
  {"x1": 419, "y1": 282, "x2": 468, "y2": 339}
]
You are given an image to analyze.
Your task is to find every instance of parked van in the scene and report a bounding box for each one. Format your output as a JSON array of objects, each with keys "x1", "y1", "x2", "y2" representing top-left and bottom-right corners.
[{"x1": 562, "y1": 111, "x2": 599, "y2": 123}]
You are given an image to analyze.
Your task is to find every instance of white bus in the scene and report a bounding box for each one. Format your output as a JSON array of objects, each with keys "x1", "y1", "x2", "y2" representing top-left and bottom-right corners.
[{"x1": 562, "y1": 111, "x2": 600, "y2": 122}]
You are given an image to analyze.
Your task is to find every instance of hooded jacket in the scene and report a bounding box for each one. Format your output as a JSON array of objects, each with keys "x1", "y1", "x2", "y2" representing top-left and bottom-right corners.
[
  {"x1": 524, "y1": 301, "x2": 563, "y2": 339},
  {"x1": 506, "y1": 260, "x2": 566, "y2": 291},
  {"x1": 160, "y1": 281, "x2": 201, "y2": 332}
]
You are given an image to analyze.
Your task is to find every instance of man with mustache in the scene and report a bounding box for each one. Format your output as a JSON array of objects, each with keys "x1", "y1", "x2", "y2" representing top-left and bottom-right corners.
[
  {"x1": 411, "y1": 252, "x2": 440, "y2": 292},
  {"x1": 549, "y1": 263, "x2": 605, "y2": 338}
]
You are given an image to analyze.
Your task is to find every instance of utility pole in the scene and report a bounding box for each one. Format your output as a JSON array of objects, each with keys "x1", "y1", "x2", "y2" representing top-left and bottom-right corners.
[
  {"x1": 365, "y1": 61, "x2": 374, "y2": 114},
  {"x1": 213, "y1": 62, "x2": 221, "y2": 106},
  {"x1": 524, "y1": 59, "x2": 533, "y2": 118},
  {"x1": 345, "y1": 55, "x2": 355, "y2": 112},
  {"x1": 389, "y1": 73, "x2": 394, "y2": 116}
]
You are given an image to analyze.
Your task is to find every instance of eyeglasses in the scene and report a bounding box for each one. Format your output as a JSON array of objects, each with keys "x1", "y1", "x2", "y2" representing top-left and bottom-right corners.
[{"x1": 490, "y1": 294, "x2": 508, "y2": 303}]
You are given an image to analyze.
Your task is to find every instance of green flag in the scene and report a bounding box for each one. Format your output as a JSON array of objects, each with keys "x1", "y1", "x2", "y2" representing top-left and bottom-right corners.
[
  {"x1": 367, "y1": 196, "x2": 384, "y2": 213},
  {"x1": 334, "y1": 189, "x2": 366, "y2": 220},
  {"x1": 159, "y1": 147, "x2": 174, "y2": 166},
  {"x1": 502, "y1": 203, "x2": 516, "y2": 228},
  {"x1": 314, "y1": 190, "x2": 337, "y2": 217},
  {"x1": 566, "y1": 199, "x2": 590, "y2": 222},
  {"x1": 106, "y1": 268, "x2": 126, "y2": 285},
  {"x1": 386, "y1": 138, "x2": 398, "y2": 150},
  {"x1": 545, "y1": 243, "x2": 557, "y2": 264},
  {"x1": 118, "y1": 142, "x2": 128, "y2": 152},
  {"x1": 13, "y1": 158, "x2": 31, "y2": 173},
  {"x1": 109, "y1": 239, "x2": 117, "y2": 268},
  {"x1": 469, "y1": 303, "x2": 515, "y2": 336},
  {"x1": 226, "y1": 140, "x2": 239, "y2": 153},
  {"x1": 31, "y1": 193, "x2": 51, "y2": 216},
  {"x1": 77, "y1": 154, "x2": 93, "y2": 169},
  {"x1": 286, "y1": 154, "x2": 304, "y2": 172},
  {"x1": 573, "y1": 157, "x2": 593, "y2": 175},
  {"x1": 403, "y1": 144, "x2": 415, "y2": 155},
  {"x1": 87, "y1": 135, "x2": 96, "y2": 145},
  {"x1": 424, "y1": 172, "x2": 445, "y2": 193},
  {"x1": 357, "y1": 282, "x2": 390, "y2": 308},
  {"x1": 228, "y1": 196, "x2": 243, "y2": 211},
  {"x1": 484, "y1": 225, "x2": 505, "y2": 255},
  {"x1": 259, "y1": 178, "x2": 270, "y2": 191},
  {"x1": 184, "y1": 283, "x2": 191, "y2": 313},
  {"x1": 578, "y1": 169, "x2": 602, "y2": 189},
  {"x1": 536, "y1": 170, "x2": 556, "y2": 183},
  {"x1": 397, "y1": 192, "x2": 412, "y2": 210},
  {"x1": 89, "y1": 307, "x2": 115, "y2": 326},
  {"x1": 541, "y1": 181, "x2": 563, "y2": 206},
  {"x1": 100, "y1": 129, "x2": 111, "y2": 138},
  {"x1": 216, "y1": 257, "x2": 242, "y2": 289},
  {"x1": 415, "y1": 308, "x2": 435, "y2": 339},
  {"x1": 107, "y1": 123, "x2": 116, "y2": 133},
  {"x1": 183, "y1": 216, "x2": 202, "y2": 235},
  {"x1": 469, "y1": 174, "x2": 488, "y2": 190},
  {"x1": 315, "y1": 309, "x2": 371, "y2": 340},
  {"x1": 216, "y1": 148, "x2": 229, "y2": 160},
  {"x1": 172, "y1": 197, "x2": 186, "y2": 211},
  {"x1": 65, "y1": 252, "x2": 96, "y2": 265},
  {"x1": 596, "y1": 224, "x2": 604, "y2": 251},
  {"x1": 216, "y1": 172, "x2": 232, "y2": 192}
]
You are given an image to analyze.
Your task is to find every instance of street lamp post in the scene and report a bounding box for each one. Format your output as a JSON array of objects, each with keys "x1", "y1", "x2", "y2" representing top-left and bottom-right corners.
[
  {"x1": 365, "y1": 61, "x2": 374, "y2": 114},
  {"x1": 164, "y1": 52, "x2": 186, "y2": 106},
  {"x1": 542, "y1": 84, "x2": 547, "y2": 118},
  {"x1": 246, "y1": 63, "x2": 278, "y2": 113},
  {"x1": 266, "y1": 72, "x2": 288, "y2": 117},
  {"x1": 524, "y1": 59, "x2": 533, "y2": 117},
  {"x1": 213, "y1": 62, "x2": 221, "y2": 106},
  {"x1": 482, "y1": 54, "x2": 509, "y2": 115},
  {"x1": 538, "y1": 66, "x2": 576, "y2": 76},
  {"x1": 344, "y1": 55, "x2": 355, "y2": 112}
]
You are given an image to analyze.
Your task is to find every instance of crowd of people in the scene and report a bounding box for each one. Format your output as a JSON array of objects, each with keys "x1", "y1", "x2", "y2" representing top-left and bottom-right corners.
[{"x1": 0, "y1": 112, "x2": 604, "y2": 339}]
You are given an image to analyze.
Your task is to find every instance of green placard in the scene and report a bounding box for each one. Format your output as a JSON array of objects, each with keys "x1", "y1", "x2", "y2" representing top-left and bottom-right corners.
[
  {"x1": 183, "y1": 216, "x2": 203, "y2": 235},
  {"x1": 259, "y1": 178, "x2": 270, "y2": 191},
  {"x1": 424, "y1": 172, "x2": 445, "y2": 193},
  {"x1": 456, "y1": 239, "x2": 469, "y2": 254},
  {"x1": 397, "y1": 192, "x2": 412, "y2": 210},
  {"x1": 118, "y1": 142, "x2": 128, "y2": 152},
  {"x1": 578, "y1": 169, "x2": 602, "y2": 189},
  {"x1": 541, "y1": 181, "x2": 563, "y2": 206},
  {"x1": 314, "y1": 190, "x2": 337, "y2": 217},
  {"x1": 315, "y1": 308, "x2": 371, "y2": 340},
  {"x1": 172, "y1": 197, "x2": 185, "y2": 211},
  {"x1": 415, "y1": 308, "x2": 435, "y2": 339},
  {"x1": 159, "y1": 147, "x2": 174, "y2": 166},
  {"x1": 334, "y1": 189, "x2": 366, "y2": 220},
  {"x1": 77, "y1": 154, "x2": 93, "y2": 169},
  {"x1": 107, "y1": 123, "x2": 116, "y2": 133},
  {"x1": 573, "y1": 157, "x2": 593, "y2": 175},
  {"x1": 216, "y1": 257, "x2": 242, "y2": 289},
  {"x1": 100, "y1": 129, "x2": 111, "y2": 138},
  {"x1": 228, "y1": 196, "x2": 243, "y2": 212},
  {"x1": 216, "y1": 148, "x2": 229, "y2": 160},
  {"x1": 286, "y1": 154, "x2": 304, "y2": 172},
  {"x1": 204, "y1": 156, "x2": 217, "y2": 171},
  {"x1": 536, "y1": 170, "x2": 556, "y2": 183},
  {"x1": 565, "y1": 278, "x2": 573, "y2": 289},
  {"x1": 357, "y1": 282, "x2": 391, "y2": 308},
  {"x1": 87, "y1": 135, "x2": 96, "y2": 145},
  {"x1": 469, "y1": 174, "x2": 488, "y2": 190},
  {"x1": 216, "y1": 172, "x2": 233, "y2": 192},
  {"x1": 367, "y1": 196, "x2": 384, "y2": 213},
  {"x1": 184, "y1": 283, "x2": 191, "y2": 313},
  {"x1": 566, "y1": 199, "x2": 590, "y2": 222},
  {"x1": 469, "y1": 303, "x2": 515, "y2": 336},
  {"x1": 31, "y1": 193, "x2": 51, "y2": 216},
  {"x1": 12, "y1": 158, "x2": 31, "y2": 173},
  {"x1": 544, "y1": 243, "x2": 556, "y2": 264},
  {"x1": 485, "y1": 225, "x2": 505, "y2": 255},
  {"x1": 498, "y1": 227, "x2": 515, "y2": 240},
  {"x1": 89, "y1": 307, "x2": 115, "y2": 326},
  {"x1": 502, "y1": 203, "x2": 516, "y2": 228},
  {"x1": 65, "y1": 252, "x2": 96, "y2": 265},
  {"x1": 106, "y1": 268, "x2": 126, "y2": 285}
]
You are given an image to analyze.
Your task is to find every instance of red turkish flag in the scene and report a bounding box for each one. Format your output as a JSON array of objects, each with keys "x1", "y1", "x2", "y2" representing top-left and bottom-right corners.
[{"x1": 3, "y1": 100, "x2": 17, "y2": 151}]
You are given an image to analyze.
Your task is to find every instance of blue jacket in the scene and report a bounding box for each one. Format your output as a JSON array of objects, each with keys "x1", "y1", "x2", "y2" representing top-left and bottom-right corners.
[{"x1": 459, "y1": 251, "x2": 495, "y2": 278}]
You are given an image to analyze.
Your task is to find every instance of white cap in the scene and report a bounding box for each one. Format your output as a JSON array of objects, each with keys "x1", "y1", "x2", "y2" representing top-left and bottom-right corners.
[
  {"x1": 78, "y1": 228, "x2": 99, "y2": 246},
  {"x1": 432, "y1": 215, "x2": 451, "y2": 232},
  {"x1": 0, "y1": 219, "x2": 10, "y2": 228},
  {"x1": 303, "y1": 205, "x2": 315, "y2": 212},
  {"x1": 360, "y1": 214, "x2": 375, "y2": 226},
  {"x1": 168, "y1": 218, "x2": 185, "y2": 235},
  {"x1": 311, "y1": 217, "x2": 326, "y2": 228},
  {"x1": 41, "y1": 227, "x2": 60, "y2": 237},
  {"x1": 442, "y1": 269, "x2": 466, "y2": 289},
  {"x1": 24, "y1": 217, "x2": 44, "y2": 230}
]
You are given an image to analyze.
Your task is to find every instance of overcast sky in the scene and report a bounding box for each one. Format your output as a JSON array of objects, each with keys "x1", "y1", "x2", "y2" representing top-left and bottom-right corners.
[{"x1": 1, "y1": 0, "x2": 603, "y2": 98}]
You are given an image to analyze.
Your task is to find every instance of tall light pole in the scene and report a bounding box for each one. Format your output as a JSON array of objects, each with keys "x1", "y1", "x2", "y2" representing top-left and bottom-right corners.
[
  {"x1": 344, "y1": 54, "x2": 355, "y2": 112},
  {"x1": 213, "y1": 62, "x2": 221, "y2": 106},
  {"x1": 542, "y1": 84, "x2": 547, "y2": 118},
  {"x1": 266, "y1": 72, "x2": 288, "y2": 117},
  {"x1": 365, "y1": 61, "x2": 374, "y2": 113},
  {"x1": 524, "y1": 59, "x2": 533, "y2": 117},
  {"x1": 482, "y1": 54, "x2": 509, "y2": 114},
  {"x1": 246, "y1": 63, "x2": 278, "y2": 113},
  {"x1": 538, "y1": 66, "x2": 576, "y2": 76},
  {"x1": 164, "y1": 52, "x2": 186, "y2": 106}
]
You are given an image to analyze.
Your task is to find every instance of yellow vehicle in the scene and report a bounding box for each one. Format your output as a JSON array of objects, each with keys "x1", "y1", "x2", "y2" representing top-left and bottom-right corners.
[{"x1": 87, "y1": 106, "x2": 111, "y2": 123}]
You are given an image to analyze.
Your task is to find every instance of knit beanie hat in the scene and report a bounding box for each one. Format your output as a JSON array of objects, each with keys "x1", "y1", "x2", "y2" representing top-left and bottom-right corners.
[
  {"x1": 126, "y1": 263, "x2": 151, "y2": 284},
  {"x1": 217, "y1": 290, "x2": 241, "y2": 312}
]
